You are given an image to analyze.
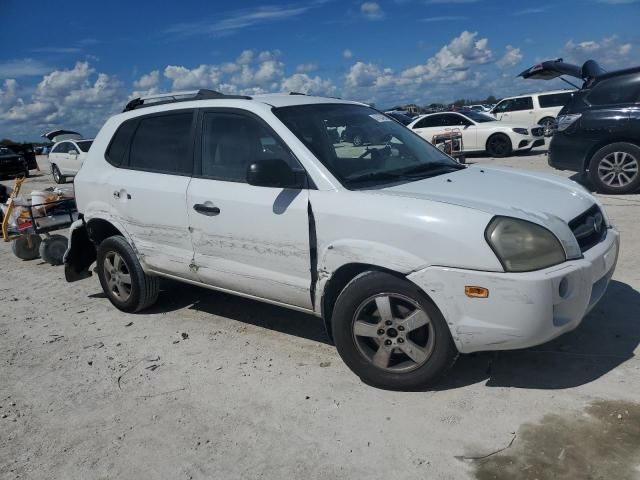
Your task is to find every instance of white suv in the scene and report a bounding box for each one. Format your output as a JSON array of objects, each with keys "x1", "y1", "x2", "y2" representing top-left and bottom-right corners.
[
  {"x1": 48, "y1": 138, "x2": 94, "y2": 183},
  {"x1": 65, "y1": 90, "x2": 619, "y2": 389},
  {"x1": 491, "y1": 90, "x2": 575, "y2": 136}
]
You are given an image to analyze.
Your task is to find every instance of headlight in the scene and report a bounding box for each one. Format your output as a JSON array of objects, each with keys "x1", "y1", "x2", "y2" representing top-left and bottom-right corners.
[
  {"x1": 512, "y1": 128, "x2": 529, "y2": 135},
  {"x1": 485, "y1": 217, "x2": 566, "y2": 272}
]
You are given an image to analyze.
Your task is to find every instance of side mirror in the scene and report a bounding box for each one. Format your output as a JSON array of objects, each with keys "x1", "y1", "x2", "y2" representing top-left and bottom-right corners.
[{"x1": 246, "y1": 158, "x2": 306, "y2": 189}]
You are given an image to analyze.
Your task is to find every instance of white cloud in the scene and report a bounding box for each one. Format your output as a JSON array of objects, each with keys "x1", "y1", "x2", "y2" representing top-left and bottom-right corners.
[
  {"x1": 164, "y1": 5, "x2": 316, "y2": 38},
  {"x1": 296, "y1": 63, "x2": 318, "y2": 73},
  {"x1": 343, "y1": 49, "x2": 354, "y2": 59},
  {"x1": 281, "y1": 73, "x2": 337, "y2": 96},
  {"x1": 0, "y1": 62, "x2": 124, "y2": 137},
  {"x1": 562, "y1": 35, "x2": 635, "y2": 68},
  {"x1": 361, "y1": 2, "x2": 384, "y2": 19},
  {"x1": 0, "y1": 59, "x2": 52, "y2": 78},
  {"x1": 164, "y1": 64, "x2": 224, "y2": 90},
  {"x1": 422, "y1": 16, "x2": 467, "y2": 22},
  {"x1": 130, "y1": 70, "x2": 161, "y2": 98},
  {"x1": 497, "y1": 46, "x2": 523, "y2": 68},
  {"x1": 401, "y1": 31, "x2": 492, "y2": 83}
]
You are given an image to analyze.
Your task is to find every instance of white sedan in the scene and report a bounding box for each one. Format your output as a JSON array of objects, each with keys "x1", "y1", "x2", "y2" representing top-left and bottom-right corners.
[{"x1": 408, "y1": 111, "x2": 545, "y2": 158}]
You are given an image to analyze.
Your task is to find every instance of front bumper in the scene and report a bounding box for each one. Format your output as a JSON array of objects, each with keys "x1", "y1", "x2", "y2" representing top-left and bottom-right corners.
[{"x1": 408, "y1": 227, "x2": 619, "y2": 353}]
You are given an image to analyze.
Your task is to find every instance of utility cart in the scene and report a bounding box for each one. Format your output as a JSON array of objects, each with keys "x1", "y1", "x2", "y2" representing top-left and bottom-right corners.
[
  {"x1": 431, "y1": 129, "x2": 466, "y2": 164},
  {"x1": 1, "y1": 177, "x2": 77, "y2": 265}
]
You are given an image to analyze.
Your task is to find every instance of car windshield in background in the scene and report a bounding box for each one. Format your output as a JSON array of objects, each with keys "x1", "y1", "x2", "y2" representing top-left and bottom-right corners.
[
  {"x1": 273, "y1": 104, "x2": 462, "y2": 189},
  {"x1": 462, "y1": 111, "x2": 496, "y2": 123},
  {"x1": 77, "y1": 140, "x2": 93, "y2": 152}
]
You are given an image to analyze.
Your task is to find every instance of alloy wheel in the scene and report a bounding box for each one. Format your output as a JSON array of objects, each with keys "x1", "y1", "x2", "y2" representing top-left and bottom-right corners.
[
  {"x1": 488, "y1": 136, "x2": 509, "y2": 156},
  {"x1": 103, "y1": 251, "x2": 132, "y2": 302},
  {"x1": 351, "y1": 293, "x2": 435, "y2": 373},
  {"x1": 597, "y1": 151, "x2": 639, "y2": 188}
]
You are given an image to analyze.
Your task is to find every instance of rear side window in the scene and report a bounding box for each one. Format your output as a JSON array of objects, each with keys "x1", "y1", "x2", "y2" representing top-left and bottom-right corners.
[
  {"x1": 414, "y1": 115, "x2": 443, "y2": 128},
  {"x1": 538, "y1": 92, "x2": 572, "y2": 108},
  {"x1": 128, "y1": 112, "x2": 194, "y2": 175},
  {"x1": 587, "y1": 74, "x2": 640, "y2": 106},
  {"x1": 106, "y1": 119, "x2": 137, "y2": 166}
]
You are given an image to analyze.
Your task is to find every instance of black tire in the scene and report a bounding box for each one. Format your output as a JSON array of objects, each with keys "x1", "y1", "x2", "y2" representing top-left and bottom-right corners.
[
  {"x1": 96, "y1": 236, "x2": 159, "y2": 312},
  {"x1": 51, "y1": 164, "x2": 65, "y2": 184},
  {"x1": 588, "y1": 142, "x2": 640, "y2": 194},
  {"x1": 457, "y1": 155, "x2": 466, "y2": 164},
  {"x1": 39, "y1": 234, "x2": 68, "y2": 266},
  {"x1": 486, "y1": 134, "x2": 512, "y2": 158},
  {"x1": 538, "y1": 117, "x2": 556, "y2": 137},
  {"x1": 331, "y1": 271, "x2": 458, "y2": 390},
  {"x1": 11, "y1": 234, "x2": 42, "y2": 260}
]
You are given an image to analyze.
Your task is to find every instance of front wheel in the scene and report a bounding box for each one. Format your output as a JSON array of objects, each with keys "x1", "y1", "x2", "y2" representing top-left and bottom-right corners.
[
  {"x1": 588, "y1": 142, "x2": 640, "y2": 194},
  {"x1": 96, "y1": 236, "x2": 159, "y2": 312},
  {"x1": 486, "y1": 134, "x2": 512, "y2": 158},
  {"x1": 332, "y1": 272, "x2": 458, "y2": 390},
  {"x1": 538, "y1": 117, "x2": 556, "y2": 137}
]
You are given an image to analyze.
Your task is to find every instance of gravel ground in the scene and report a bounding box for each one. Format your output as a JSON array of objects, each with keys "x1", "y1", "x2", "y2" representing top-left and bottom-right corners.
[{"x1": 1, "y1": 151, "x2": 639, "y2": 480}]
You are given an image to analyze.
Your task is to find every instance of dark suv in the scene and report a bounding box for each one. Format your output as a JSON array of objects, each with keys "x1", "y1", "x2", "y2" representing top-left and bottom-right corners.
[
  {"x1": 0, "y1": 147, "x2": 28, "y2": 179},
  {"x1": 520, "y1": 59, "x2": 640, "y2": 194}
]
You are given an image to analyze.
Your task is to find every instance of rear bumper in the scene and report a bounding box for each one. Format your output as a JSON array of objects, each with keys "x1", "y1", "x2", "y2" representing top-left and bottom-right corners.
[
  {"x1": 408, "y1": 228, "x2": 619, "y2": 353},
  {"x1": 548, "y1": 133, "x2": 591, "y2": 172}
]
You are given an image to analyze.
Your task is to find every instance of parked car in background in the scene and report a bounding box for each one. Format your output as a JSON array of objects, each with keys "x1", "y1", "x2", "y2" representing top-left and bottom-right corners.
[
  {"x1": 65, "y1": 89, "x2": 618, "y2": 390},
  {"x1": 0, "y1": 147, "x2": 28, "y2": 179},
  {"x1": 490, "y1": 90, "x2": 575, "y2": 136},
  {"x1": 469, "y1": 105, "x2": 491, "y2": 112},
  {"x1": 543, "y1": 64, "x2": 640, "y2": 194},
  {"x1": 408, "y1": 110, "x2": 545, "y2": 157},
  {"x1": 5, "y1": 144, "x2": 39, "y2": 171},
  {"x1": 48, "y1": 138, "x2": 94, "y2": 183},
  {"x1": 384, "y1": 110, "x2": 414, "y2": 125}
]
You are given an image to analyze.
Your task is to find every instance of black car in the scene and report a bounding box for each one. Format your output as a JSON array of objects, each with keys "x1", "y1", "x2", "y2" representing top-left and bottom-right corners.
[
  {"x1": 520, "y1": 59, "x2": 640, "y2": 194},
  {"x1": 384, "y1": 111, "x2": 414, "y2": 125},
  {"x1": 0, "y1": 147, "x2": 28, "y2": 179}
]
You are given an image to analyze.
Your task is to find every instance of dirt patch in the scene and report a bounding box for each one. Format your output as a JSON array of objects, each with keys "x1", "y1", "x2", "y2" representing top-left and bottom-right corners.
[{"x1": 470, "y1": 400, "x2": 640, "y2": 479}]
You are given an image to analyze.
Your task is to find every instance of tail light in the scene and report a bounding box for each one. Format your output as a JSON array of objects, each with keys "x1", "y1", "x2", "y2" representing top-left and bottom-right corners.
[{"x1": 556, "y1": 114, "x2": 582, "y2": 132}]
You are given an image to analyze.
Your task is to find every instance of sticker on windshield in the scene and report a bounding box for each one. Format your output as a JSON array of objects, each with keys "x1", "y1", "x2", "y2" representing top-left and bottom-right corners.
[{"x1": 369, "y1": 113, "x2": 392, "y2": 123}]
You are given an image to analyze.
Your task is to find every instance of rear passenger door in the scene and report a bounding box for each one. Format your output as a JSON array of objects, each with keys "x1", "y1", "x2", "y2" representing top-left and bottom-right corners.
[
  {"x1": 186, "y1": 109, "x2": 312, "y2": 309},
  {"x1": 106, "y1": 109, "x2": 197, "y2": 279}
]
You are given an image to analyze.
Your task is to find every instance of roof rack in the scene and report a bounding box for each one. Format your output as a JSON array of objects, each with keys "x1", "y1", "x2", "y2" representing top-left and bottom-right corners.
[{"x1": 123, "y1": 89, "x2": 252, "y2": 112}]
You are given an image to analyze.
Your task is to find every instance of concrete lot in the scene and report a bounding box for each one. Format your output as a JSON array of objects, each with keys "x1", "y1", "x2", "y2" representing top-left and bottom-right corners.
[{"x1": 1, "y1": 151, "x2": 639, "y2": 479}]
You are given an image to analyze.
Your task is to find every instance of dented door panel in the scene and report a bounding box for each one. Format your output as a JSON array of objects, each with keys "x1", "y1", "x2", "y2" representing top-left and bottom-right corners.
[{"x1": 187, "y1": 179, "x2": 312, "y2": 309}]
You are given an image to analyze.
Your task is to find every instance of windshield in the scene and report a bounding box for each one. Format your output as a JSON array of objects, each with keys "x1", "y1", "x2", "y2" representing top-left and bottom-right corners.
[
  {"x1": 461, "y1": 111, "x2": 496, "y2": 123},
  {"x1": 77, "y1": 140, "x2": 93, "y2": 152},
  {"x1": 0, "y1": 147, "x2": 14, "y2": 155},
  {"x1": 273, "y1": 104, "x2": 462, "y2": 189}
]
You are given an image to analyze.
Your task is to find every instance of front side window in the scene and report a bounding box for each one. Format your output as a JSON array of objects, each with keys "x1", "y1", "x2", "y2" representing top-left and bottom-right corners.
[
  {"x1": 129, "y1": 112, "x2": 194, "y2": 175},
  {"x1": 511, "y1": 97, "x2": 534, "y2": 111},
  {"x1": 200, "y1": 112, "x2": 299, "y2": 183},
  {"x1": 52, "y1": 142, "x2": 68, "y2": 154},
  {"x1": 492, "y1": 99, "x2": 511, "y2": 113},
  {"x1": 414, "y1": 115, "x2": 442, "y2": 129},
  {"x1": 273, "y1": 103, "x2": 462, "y2": 190}
]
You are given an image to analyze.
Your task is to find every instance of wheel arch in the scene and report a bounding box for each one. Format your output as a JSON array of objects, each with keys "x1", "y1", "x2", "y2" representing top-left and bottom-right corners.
[
  {"x1": 485, "y1": 132, "x2": 512, "y2": 154},
  {"x1": 319, "y1": 262, "x2": 408, "y2": 341}
]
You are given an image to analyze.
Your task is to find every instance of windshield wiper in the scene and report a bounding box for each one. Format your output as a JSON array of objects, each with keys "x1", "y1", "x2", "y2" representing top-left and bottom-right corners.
[
  {"x1": 400, "y1": 162, "x2": 465, "y2": 177},
  {"x1": 346, "y1": 171, "x2": 408, "y2": 184}
]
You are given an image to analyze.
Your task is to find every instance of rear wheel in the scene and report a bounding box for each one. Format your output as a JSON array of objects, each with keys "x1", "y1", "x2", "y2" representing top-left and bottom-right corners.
[
  {"x1": 97, "y1": 236, "x2": 159, "y2": 312},
  {"x1": 588, "y1": 142, "x2": 640, "y2": 194},
  {"x1": 52, "y1": 164, "x2": 65, "y2": 184},
  {"x1": 332, "y1": 271, "x2": 457, "y2": 390},
  {"x1": 486, "y1": 134, "x2": 512, "y2": 158}
]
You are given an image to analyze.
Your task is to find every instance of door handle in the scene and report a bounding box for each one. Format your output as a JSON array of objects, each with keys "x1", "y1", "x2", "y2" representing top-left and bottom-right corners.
[{"x1": 193, "y1": 203, "x2": 221, "y2": 216}]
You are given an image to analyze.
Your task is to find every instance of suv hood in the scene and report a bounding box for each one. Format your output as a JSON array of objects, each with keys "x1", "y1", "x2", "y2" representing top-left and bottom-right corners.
[{"x1": 375, "y1": 165, "x2": 596, "y2": 257}]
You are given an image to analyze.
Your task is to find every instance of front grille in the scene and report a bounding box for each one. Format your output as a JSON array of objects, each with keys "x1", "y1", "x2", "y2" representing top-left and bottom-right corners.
[
  {"x1": 531, "y1": 127, "x2": 544, "y2": 137},
  {"x1": 569, "y1": 204, "x2": 607, "y2": 252}
]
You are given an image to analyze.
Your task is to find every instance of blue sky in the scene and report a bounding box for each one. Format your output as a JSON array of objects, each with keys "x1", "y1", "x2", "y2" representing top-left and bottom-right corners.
[{"x1": 1, "y1": 0, "x2": 639, "y2": 140}]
